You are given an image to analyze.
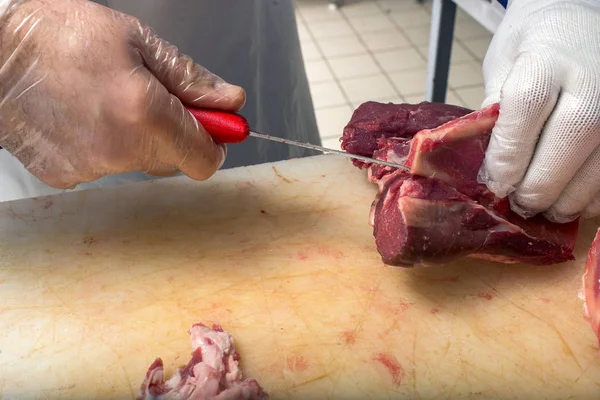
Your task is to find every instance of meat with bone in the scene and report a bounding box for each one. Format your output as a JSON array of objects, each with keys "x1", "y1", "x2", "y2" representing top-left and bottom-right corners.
[
  {"x1": 136, "y1": 323, "x2": 268, "y2": 400},
  {"x1": 583, "y1": 229, "x2": 600, "y2": 353},
  {"x1": 342, "y1": 101, "x2": 579, "y2": 267}
]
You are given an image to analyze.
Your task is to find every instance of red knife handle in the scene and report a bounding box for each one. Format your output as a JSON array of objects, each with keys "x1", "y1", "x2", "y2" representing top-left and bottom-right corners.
[{"x1": 186, "y1": 107, "x2": 251, "y2": 144}]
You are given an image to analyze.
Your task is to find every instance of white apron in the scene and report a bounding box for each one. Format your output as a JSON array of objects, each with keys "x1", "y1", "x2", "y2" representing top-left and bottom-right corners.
[{"x1": 0, "y1": 0, "x2": 319, "y2": 202}]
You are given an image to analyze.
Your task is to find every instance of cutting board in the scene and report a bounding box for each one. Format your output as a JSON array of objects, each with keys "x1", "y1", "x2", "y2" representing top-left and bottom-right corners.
[{"x1": 1, "y1": 155, "x2": 599, "y2": 399}]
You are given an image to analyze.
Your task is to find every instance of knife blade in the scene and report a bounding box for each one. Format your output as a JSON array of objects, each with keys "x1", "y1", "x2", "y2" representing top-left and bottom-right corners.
[{"x1": 186, "y1": 107, "x2": 410, "y2": 171}]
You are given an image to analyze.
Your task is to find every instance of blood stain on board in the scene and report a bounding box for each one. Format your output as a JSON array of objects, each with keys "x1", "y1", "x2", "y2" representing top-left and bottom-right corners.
[
  {"x1": 397, "y1": 300, "x2": 413, "y2": 313},
  {"x1": 317, "y1": 246, "x2": 344, "y2": 260},
  {"x1": 430, "y1": 307, "x2": 441, "y2": 314},
  {"x1": 43, "y1": 199, "x2": 53, "y2": 210},
  {"x1": 341, "y1": 331, "x2": 356, "y2": 345},
  {"x1": 539, "y1": 297, "x2": 551, "y2": 303},
  {"x1": 286, "y1": 355, "x2": 309, "y2": 372},
  {"x1": 373, "y1": 352, "x2": 405, "y2": 385},
  {"x1": 297, "y1": 251, "x2": 308, "y2": 261},
  {"x1": 478, "y1": 292, "x2": 493, "y2": 300}
]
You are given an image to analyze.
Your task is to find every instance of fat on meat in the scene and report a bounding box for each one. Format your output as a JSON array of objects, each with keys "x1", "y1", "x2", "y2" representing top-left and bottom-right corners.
[
  {"x1": 342, "y1": 101, "x2": 579, "y2": 267},
  {"x1": 136, "y1": 323, "x2": 268, "y2": 400},
  {"x1": 583, "y1": 229, "x2": 600, "y2": 353}
]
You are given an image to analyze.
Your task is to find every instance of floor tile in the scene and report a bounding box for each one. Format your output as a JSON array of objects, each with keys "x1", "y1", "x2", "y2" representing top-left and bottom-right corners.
[
  {"x1": 448, "y1": 61, "x2": 484, "y2": 89},
  {"x1": 453, "y1": 19, "x2": 493, "y2": 41},
  {"x1": 402, "y1": 24, "x2": 431, "y2": 46},
  {"x1": 402, "y1": 89, "x2": 465, "y2": 107},
  {"x1": 341, "y1": 1, "x2": 383, "y2": 17},
  {"x1": 446, "y1": 89, "x2": 466, "y2": 107},
  {"x1": 298, "y1": 0, "x2": 489, "y2": 131},
  {"x1": 389, "y1": 68, "x2": 428, "y2": 96},
  {"x1": 328, "y1": 53, "x2": 380, "y2": 80},
  {"x1": 309, "y1": 81, "x2": 347, "y2": 109},
  {"x1": 402, "y1": 93, "x2": 426, "y2": 104},
  {"x1": 305, "y1": 59, "x2": 334, "y2": 83},
  {"x1": 339, "y1": 75, "x2": 398, "y2": 103},
  {"x1": 315, "y1": 104, "x2": 354, "y2": 139},
  {"x1": 309, "y1": 19, "x2": 355, "y2": 39},
  {"x1": 377, "y1": 0, "x2": 430, "y2": 13},
  {"x1": 300, "y1": 38, "x2": 323, "y2": 62},
  {"x1": 461, "y1": 37, "x2": 493, "y2": 60},
  {"x1": 417, "y1": 41, "x2": 475, "y2": 65},
  {"x1": 389, "y1": 8, "x2": 431, "y2": 29},
  {"x1": 322, "y1": 136, "x2": 343, "y2": 151},
  {"x1": 455, "y1": 6, "x2": 474, "y2": 22},
  {"x1": 298, "y1": 2, "x2": 347, "y2": 23},
  {"x1": 360, "y1": 29, "x2": 412, "y2": 52},
  {"x1": 373, "y1": 47, "x2": 426, "y2": 73},
  {"x1": 347, "y1": 13, "x2": 396, "y2": 34},
  {"x1": 455, "y1": 85, "x2": 485, "y2": 109},
  {"x1": 297, "y1": 23, "x2": 311, "y2": 42},
  {"x1": 318, "y1": 35, "x2": 366, "y2": 58},
  {"x1": 351, "y1": 95, "x2": 405, "y2": 109}
]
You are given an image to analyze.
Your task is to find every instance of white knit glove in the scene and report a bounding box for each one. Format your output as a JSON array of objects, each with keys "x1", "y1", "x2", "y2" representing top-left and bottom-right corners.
[{"x1": 479, "y1": 0, "x2": 600, "y2": 223}]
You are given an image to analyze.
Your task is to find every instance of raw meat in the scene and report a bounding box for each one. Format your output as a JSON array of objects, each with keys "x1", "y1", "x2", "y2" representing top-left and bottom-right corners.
[
  {"x1": 583, "y1": 229, "x2": 600, "y2": 352},
  {"x1": 340, "y1": 101, "x2": 472, "y2": 168},
  {"x1": 342, "y1": 101, "x2": 579, "y2": 267},
  {"x1": 136, "y1": 323, "x2": 268, "y2": 400}
]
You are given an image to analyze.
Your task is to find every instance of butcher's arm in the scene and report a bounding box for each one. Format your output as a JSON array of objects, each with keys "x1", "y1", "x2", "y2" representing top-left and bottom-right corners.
[
  {"x1": 479, "y1": 0, "x2": 600, "y2": 223},
  {"x1": 0, "y1": 0, "x2": 246, "y2": 189}
]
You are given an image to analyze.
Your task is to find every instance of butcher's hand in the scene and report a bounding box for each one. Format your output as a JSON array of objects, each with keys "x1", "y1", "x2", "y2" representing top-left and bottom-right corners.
[
  {"x1": 479, "y1": 0, "x2": 600, "y2": 223},
  {"x1": 0, "y1": 0, "x2": 245, "y2": 189}
]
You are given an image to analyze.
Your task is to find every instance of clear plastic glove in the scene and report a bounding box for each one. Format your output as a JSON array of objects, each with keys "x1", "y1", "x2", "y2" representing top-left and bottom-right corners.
[
  {"x1": 479, "y1": 0, "x2": 600, "y2": 223},
  {"x1": 0, "y1": 0, "x2": 245, "y2": 189}
]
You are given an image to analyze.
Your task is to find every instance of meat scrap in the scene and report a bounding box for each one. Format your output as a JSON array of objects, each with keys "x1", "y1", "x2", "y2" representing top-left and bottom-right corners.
[
  {"x1": 341, "y1": 101, "x2": 579, "y2": 267},
  {"x1": 583, "y1": 229, "x2": 600, "y2": 352},
  {"x1": 137, "y1": 323, "x2": 268, "y2": 400}
]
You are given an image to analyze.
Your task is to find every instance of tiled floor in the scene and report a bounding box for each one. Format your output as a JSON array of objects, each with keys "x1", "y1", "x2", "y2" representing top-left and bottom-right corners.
[{"x1": 295, "y1": 0, "x2": 493, "y2": 149}]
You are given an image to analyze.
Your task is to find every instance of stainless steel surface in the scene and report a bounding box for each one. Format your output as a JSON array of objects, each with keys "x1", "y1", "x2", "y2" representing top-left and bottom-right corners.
[{"x1": 249, "y1": 131, "x2": 410, "y2": 171}]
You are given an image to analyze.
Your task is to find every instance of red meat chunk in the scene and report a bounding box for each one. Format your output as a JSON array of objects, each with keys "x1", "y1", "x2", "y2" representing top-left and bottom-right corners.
[{"x1": 342, "y1": 101, "x2": 579, "y2": 267}]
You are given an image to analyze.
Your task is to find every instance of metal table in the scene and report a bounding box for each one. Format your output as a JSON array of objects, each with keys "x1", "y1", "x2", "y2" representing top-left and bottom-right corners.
[{"x1": 425, "y1": 0, "x2": 506, "y2": 103}]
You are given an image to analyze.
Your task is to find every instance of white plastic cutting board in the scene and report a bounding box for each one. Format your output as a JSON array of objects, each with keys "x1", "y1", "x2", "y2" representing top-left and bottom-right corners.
[{"x1": 0, "y1": 155, "x2": 599, "y2": 399}]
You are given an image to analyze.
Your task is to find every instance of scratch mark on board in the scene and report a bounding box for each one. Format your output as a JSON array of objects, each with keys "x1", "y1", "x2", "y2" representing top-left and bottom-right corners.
[
  {"x1": 272, "y1": 166, "x2": 293, "y2": 183},
  {"x1": 290, "y1": 373, "x2": 330, "y2": 389}
]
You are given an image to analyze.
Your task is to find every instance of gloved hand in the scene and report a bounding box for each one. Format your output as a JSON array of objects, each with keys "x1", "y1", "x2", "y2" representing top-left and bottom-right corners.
[
  {"x1": 479, "y1": 0, "x2": 600, "y2": 223},
  {"x1": 0, "y1": 0, "x2": 245, "y2": 189}
]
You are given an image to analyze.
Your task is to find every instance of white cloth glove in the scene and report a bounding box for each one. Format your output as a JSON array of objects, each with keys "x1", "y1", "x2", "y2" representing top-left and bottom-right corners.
[{"x1": 479, "y1": 0, "x2": 600, "y2": 223}]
